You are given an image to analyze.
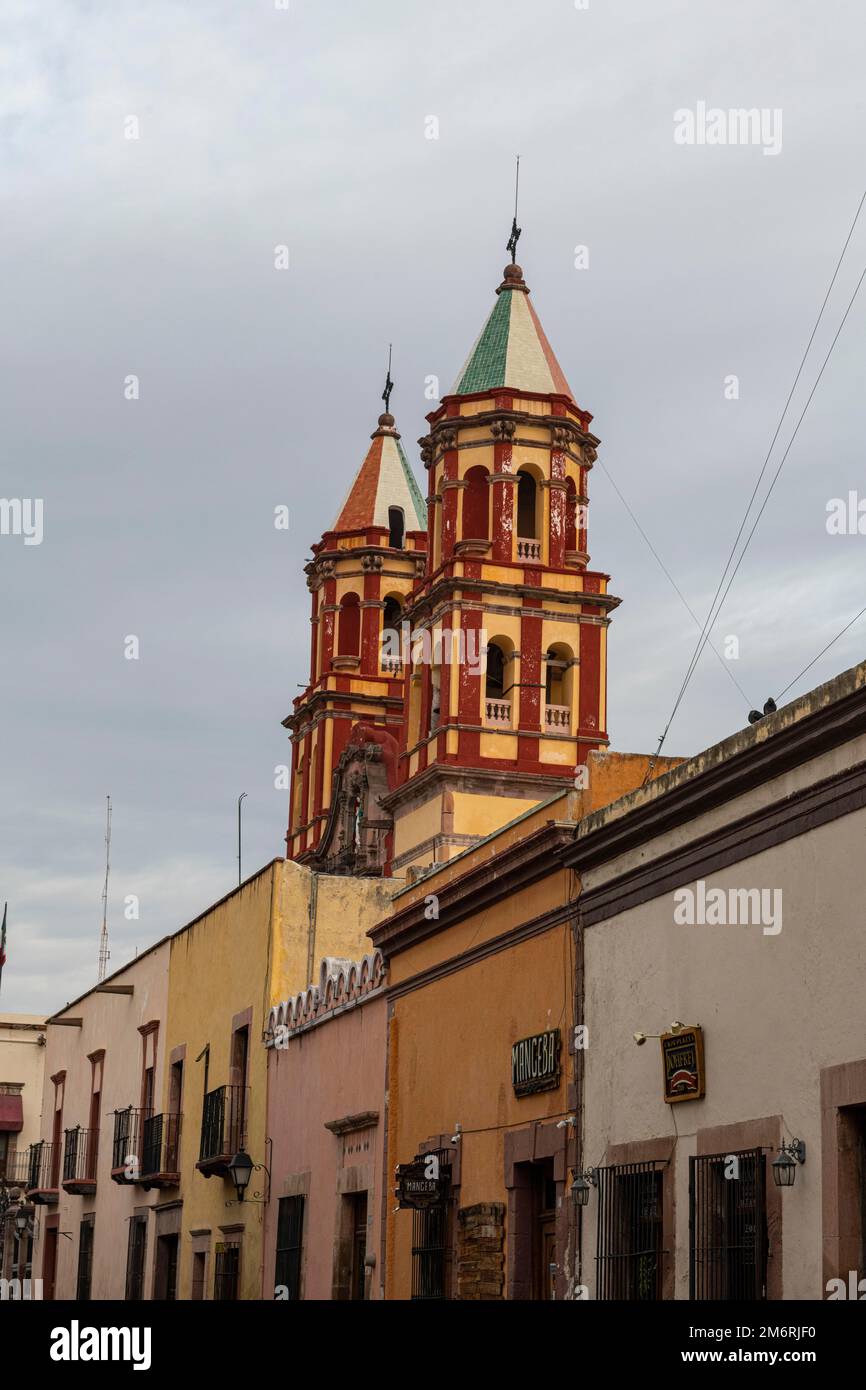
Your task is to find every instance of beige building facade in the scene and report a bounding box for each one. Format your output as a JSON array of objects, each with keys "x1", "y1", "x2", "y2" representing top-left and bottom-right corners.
[
  {"x1": 564, "y1": 660, "x2": 866, "y2": 1301},
  {"x1": 28, "y1": 941, "x2": 171, "y2": 1300},
  {"x1": 0, "y1": 1013, "x2": 46, "y2": 1284}
]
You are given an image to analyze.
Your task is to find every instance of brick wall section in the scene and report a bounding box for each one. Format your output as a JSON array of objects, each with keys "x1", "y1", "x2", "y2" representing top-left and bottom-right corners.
[{"x1": 456, "y1": 1203, "x2": 505, "y2": 1300}]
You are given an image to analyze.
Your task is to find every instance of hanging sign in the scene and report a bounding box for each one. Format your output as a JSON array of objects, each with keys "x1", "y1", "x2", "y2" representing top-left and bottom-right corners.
[
  {"x1": 511, "y1": 1028, "x2": 561, "y2": 1097},
  {"x1": 395, "y1": 1157, "x2": 445, "y2": 1209},
  {"x1": 660, "y1": 1026, "x2": 705, "y2": 1103}
]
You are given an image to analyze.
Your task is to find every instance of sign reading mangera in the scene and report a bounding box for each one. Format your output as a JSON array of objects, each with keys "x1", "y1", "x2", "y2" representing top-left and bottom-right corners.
[
  {"x1": 512, "y1": 1028, "x2": 561, "y2": 1097},
  {"x1": 660, "y1": 1025, "x2": 705, "y2": 1103},
  {"x1": 395, "y1": 1156, "x2": 445, "y2": 1209}
]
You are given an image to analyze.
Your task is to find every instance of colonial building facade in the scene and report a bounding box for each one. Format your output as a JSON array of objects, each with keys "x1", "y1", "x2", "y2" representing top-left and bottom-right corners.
[
  {"x1": 263, "y1": 951, "x2": 388, "y2": 1300},
  {"x1": 0, "y1": 1013, "x2": 46, "y2": 1287},
  {"x1": 16, "y1": 240, "x2": 865, "y2": 1305},
  {"x1": 565, "y1": 660, "x2": 866, "y2": 1302}
]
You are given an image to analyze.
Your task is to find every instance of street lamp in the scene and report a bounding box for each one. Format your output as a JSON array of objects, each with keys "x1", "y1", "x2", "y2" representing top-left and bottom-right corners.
[
  {"x1": 227, "y1": 1149, "x2": 253, "y2": 1202},
  {"x1": 570, "y1": 1169, "x2": 597, "y2": 1207},
  {"x1": 227, "y1": 1149, "x2": 271, "y2": 1205},
  {"x1": 772, "y1": 1139, "x2": 806, "y2": 1188}
]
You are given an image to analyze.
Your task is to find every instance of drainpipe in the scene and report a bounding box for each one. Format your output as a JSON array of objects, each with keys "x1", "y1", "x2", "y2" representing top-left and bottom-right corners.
[
  {"x1": 306, "y1": 873, "x2": 319, "y2": 986},
  {"x1": 570, "y1": 871, "x2": 585, "y2": 1298}
]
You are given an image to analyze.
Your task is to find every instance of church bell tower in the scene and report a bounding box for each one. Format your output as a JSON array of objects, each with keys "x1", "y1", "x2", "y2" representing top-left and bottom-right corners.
[
  {"x1": 384, "y1": 257, "x2": 620, "y2": 875},
  {"x1": 284, "y1": 397, "x2": 427, "y2": 873}
]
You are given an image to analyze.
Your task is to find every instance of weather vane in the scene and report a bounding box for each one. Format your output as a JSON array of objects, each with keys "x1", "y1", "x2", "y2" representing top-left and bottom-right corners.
[
  {"x1": 382, "y1": 344, "x2": 394, "y2": 414},
  {"x1": 506, "y1": 154, "x2": 521, "y2": 263}
]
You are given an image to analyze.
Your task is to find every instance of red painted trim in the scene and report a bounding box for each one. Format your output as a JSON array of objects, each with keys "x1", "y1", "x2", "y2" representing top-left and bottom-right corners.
[
  {"x1": 579, "y1": 622, "x2": 602, "y2": 739},
  {"x1": 491, "y1": 441, "x2": 515, "y2": 564},
  {"x1": 441, "y1": 450, "x2": 459, "y2": 559},
  {"x1": 549, "y1": 448, "x2": 566, "y2": 569},
  {"x1": 518, "y1": 610, "x2": 542, "y2": 733},
  {"x1": 361, "y1": 572, "x2": 381, "y2": 675}
]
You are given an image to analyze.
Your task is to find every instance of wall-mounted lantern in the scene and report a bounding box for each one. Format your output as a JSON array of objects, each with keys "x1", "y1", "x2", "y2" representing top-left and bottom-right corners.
[
  {"x1": 772, "y1": 1139, "x2": 806, "y2": 1188},
  {"x1": 569, "y1": 1169, "x2": 597, "y2": 1207}
]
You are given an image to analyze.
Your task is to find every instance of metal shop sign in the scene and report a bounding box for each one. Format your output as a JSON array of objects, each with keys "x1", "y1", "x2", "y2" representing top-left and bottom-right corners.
[
  {"x1": 660, "y1": 1026, "x2": 705, "y2": 1104},
  {"x1": 512, "y1": 1029, "x2": 561, "y2": 1097},
  {"x1": 395, "y1": 1157, "x2": 445, "y2": 1210}
]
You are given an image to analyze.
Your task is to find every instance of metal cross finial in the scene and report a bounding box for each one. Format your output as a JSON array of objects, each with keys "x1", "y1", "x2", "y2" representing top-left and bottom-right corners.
[
  {"x1": 382, "y1": 344, "x2": 394, "y2": 414},
  {"x1": 506, "y1": 154, "x2": 521, "y2": 263}
]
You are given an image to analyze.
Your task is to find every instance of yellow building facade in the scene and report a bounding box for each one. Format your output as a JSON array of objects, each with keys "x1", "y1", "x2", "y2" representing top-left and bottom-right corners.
[{"x1": 161, "y1": 857, "x2": 395, "y2": 1300}]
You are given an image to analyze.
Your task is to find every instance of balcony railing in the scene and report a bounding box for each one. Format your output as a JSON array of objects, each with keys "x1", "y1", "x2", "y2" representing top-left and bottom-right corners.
[
  {"x1": 140, "y1": 1112, "x2": 182, "y2": 1187},
  {"x1": 485, "y1": 698, "x2": 512, "y2": 728},
  {"x1": 197, "y1": 1085, "x2": 247, "y2": 1177},
  {"x1": 516, "y1": 537, "x2": 542, "y2": 562},
  {"x1": 23, "y1": 1142, "x2": 59, "y2": 1203},
  {"x1": 1, "y1": 1148, "x2": 32, "y2": 1187},
  {"x1": 380, "y1": 655, "x2": 403, "y2": 677},
  {"x1": 544, "y1": 703, "x2": 571, "y2": 732},
  {"x1": 62, "y1": 1126, "x2": 98, "y2": 1195},
  {"x1": 111, "y1": 1107, "x2": 145, "y2": 1183}
]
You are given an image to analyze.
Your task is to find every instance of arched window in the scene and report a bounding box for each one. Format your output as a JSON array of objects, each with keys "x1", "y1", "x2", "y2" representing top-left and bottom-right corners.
[
  {"x1": 517, "y1": 470, "x2": 537, "y2": 539},
  {"x1": 485, "y1": 642, "x2": 505, "y2": 698},
  {"x1": 337, "y1": 593, "x2": 361, "y2": 656},
  {"x1": 429, "y1": 666, "x2": 442, "y2": 733},
  {"x1": 545, "y1": 648, "x2": 567, "y2": 705},
  {"x1": 463, "y1": 466, "x2": 490, "y2": 540},
  {"x1": 381, "y1": 596, "x2": 402, "y2": 672},
  {"x1": 388, "y1": 507, "x2": 405, "y2": 550},
  {"x1": 565, "y1": 478, "x2": 578, "y2": 553},
  {"x1": 382, "y1": 596, "x2": 401, "y2": 636},
  {"x1": 544, "y1": 644, "x2": 574, "y2": 731}
]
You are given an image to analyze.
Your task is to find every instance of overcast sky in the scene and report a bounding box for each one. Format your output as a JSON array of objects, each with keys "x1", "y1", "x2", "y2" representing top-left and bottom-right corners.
[{"x1": 2, "y1": 0, "x2": 865, "y2": 1013}]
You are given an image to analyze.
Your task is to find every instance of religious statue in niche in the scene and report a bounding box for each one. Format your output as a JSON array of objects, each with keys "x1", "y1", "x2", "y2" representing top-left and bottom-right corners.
[{"x1": 308, "y1": 723, "x2": 399, "y2": 876}]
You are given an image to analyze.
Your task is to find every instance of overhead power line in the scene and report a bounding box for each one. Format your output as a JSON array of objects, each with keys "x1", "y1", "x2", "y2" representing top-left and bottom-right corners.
[
  {"x1": 597, "y1": 459, "x2": 755, "y2": 709},
  {"x1": 776, "y1": 600, "x2": 866, "y2": 703},
  {"x1": 645, "y1": 185, "x2": 866, "y2": 777}
]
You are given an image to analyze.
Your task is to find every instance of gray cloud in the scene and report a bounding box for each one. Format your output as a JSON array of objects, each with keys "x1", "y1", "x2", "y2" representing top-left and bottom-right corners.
[{"x1": 2, "y1": 0, "x2": 865, "y2": 1009}]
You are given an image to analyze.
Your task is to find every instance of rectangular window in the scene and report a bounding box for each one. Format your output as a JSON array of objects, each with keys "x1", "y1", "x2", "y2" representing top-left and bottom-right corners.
[
  {"x1": 154, "y1": 1233, "x2": 179, "y2": 1300},
  {"x1": 125, "y1": 1215, "x2": 148, "y2": 1300},
  {"x1": 214, "y1": 1242, "x2": 241, "y2": 1301},
  {"x1": 274, "y1": 1195, "x2": 304, "y2": 1300},
  {"x1": 595, "y1": 1161, "x2": 665, "y2": 1300},
  {"x1": 87, "y1": 1088, "x2": 101, "y2": 1179},
  {"x1": 348, "y1": 1191, "x2": 368, "y2": 1301},
  {"x1": 142, "y1": 1065, "x2": 155, "y2": 1119},
  {"x1": 410, "y1": 1153, "x2": 452, "y2": 1301},
  {"x1": 689, "y1": 1148, "x2": 768, "y2": 1300},
  {"x1": 76, "y1": 1216, "x2": 95, "y2": 1300},
  {"x1": 231, "y1": 1026, "x2": 249, "y2": 1144},
  {"x1": 191, "y1": 1249, "x2": 207, "y2": 1301}
]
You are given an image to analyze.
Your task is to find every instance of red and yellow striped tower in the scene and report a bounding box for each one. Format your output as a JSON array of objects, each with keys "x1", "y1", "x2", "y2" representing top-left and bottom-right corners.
[
  {"x1": 385, "y1": 259, "x2": 620, "y2": 875},
  {"x1": 284, "y1": 408, "x2": 427, "y2": 870}
]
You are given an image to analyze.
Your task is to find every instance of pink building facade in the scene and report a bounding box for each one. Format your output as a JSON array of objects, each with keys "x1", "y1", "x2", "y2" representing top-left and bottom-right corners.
[{"x1": 263, "y1": 952, "x2": 387, "y2": 1301}]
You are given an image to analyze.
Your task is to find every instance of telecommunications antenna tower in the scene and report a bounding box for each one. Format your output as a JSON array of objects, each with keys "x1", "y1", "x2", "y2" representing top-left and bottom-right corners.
[{"x1": 98, "y1": 795, "x2": 112, "y2": 982}]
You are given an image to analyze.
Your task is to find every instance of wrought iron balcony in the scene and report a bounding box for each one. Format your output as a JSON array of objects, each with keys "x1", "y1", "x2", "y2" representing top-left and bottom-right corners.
[
  {"x1": 197, "y1": 1084, "x2": 247, "y2": 1178},
  {"x1": 23, "y1": 1141, "x2": 59, "y2": 1204},
  {"x1": 61, "y1": 1126, "x2": 98, "y2": 1195},
  {"x1": 1, "y1": 1148, "x2": 32, "y2": 1188},
  {"x1": 111, "y1": 1106, "x2": 146, "y2": 1184},
  {"x1": 139, "y1": 1112, "x2": 181, "y2": 1188}
]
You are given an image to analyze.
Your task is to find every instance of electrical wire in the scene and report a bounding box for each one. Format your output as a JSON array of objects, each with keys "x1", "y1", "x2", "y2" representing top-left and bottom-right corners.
[
  {"x1": 776, "y1": 600, "x2": 866, "y2": 702},
  {"x1": 598, "y1": 460, "x2": 755, "y2": 709},
  {"x1": 647, "y1": 187, "x2": 866, "y2": 772}
]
